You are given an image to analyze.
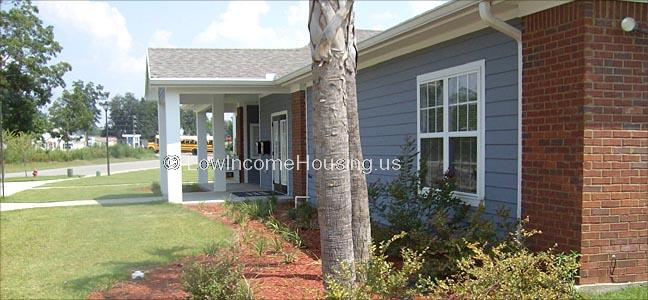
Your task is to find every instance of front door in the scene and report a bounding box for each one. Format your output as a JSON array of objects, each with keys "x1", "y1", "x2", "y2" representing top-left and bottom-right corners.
[{"x1": 271, "y1": 112, "x2": 288, "y2": 194}]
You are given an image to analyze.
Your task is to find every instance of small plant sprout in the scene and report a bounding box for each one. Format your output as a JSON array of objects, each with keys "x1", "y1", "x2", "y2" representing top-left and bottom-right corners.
[
  {"x1": 272, "y1": 236, "x2": 283, "y2": 253},
  {"x1": 242, "y1": 230, "x2": 254, "y2": 244},
  {"x1": 253, "y1": 239, "x2": 268, "y2": 257},
  {"x1": 282, "y1": 251, "x2": 296, "y2": 264}
]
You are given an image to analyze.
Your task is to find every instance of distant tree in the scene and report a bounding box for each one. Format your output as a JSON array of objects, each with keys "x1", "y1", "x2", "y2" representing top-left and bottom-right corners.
[
  {"x1": 181, "y1": 109, "x2": 196, "y2": 135},
  {"x1": 225, "y1": 119, "x2": 233, "y2": 138},
  {"x1": 1, "y1": 0, "x2": 71, "y2": 133},
  {"x1": 49, "y1": 81, "x2": 107, "y2": 144},
  {"x1": 5, "y1": 131, "x2": 35, "y2": 177},
  {"x1": 108, "y1": 93, "x2": 158, "y2": 140},
  {"x1": 109, "y1": 93, "x2": 139, "y2": 138},
  {"x1": 136, "y1": 100, "x2": 158, "y2": 140}
]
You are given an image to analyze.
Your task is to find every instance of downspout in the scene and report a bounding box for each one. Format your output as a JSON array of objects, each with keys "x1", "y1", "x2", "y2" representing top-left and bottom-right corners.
[{"x1": 478, "y1": 1, "x2": 523, "y2": 220}]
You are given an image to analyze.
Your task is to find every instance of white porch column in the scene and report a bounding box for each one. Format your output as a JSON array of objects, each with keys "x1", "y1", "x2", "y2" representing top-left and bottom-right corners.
[
  {"x1": 157, "y1": 91, "x2": 168, "y2": 197},
  {"x1": 162, "y1": 90, "x2": 183, "y2": 203},
  {"x1": 196, "y1": 110, "x2": 208, "y2": 187},
  {"x1": 212, "y1": 95, "x2": 226, "y2": 192}
]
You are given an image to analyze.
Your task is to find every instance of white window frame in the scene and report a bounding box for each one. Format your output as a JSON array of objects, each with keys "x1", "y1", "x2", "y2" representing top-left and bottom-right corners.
[{"x1": 416, "y1": 60, "x2": 486, "y2": 206}]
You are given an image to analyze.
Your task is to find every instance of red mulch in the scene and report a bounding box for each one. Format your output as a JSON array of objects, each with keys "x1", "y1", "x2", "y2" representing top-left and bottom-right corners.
[{"x1": 88, "y1": 203, "x2": 324, "y2": 300}]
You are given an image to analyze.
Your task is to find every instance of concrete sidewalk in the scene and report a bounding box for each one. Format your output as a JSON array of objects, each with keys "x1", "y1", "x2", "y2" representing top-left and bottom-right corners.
[
  {"x1": 0, "y1": 178, "x2": 74, "y2": 197},
  {"x1": 0, "y1": 196, "x2": 164, "y2": 212}
]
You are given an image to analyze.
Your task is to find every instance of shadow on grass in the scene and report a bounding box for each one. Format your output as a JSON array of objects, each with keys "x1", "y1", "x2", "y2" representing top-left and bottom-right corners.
[{"x1": 63, "y1": 246, "x2": 191, "y2": 295}]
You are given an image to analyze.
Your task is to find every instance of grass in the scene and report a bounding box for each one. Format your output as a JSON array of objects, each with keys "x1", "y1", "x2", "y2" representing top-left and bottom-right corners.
[
  {"x1": 4, "y1": 156, "x2": 157, "y2": 173},
  {"x1": 2, "y1": 168, "x2": 215, "y2": 203},
  {"x1": 3, "y1": 175, "x2": 81, "y2": 182},
  {"x1": 582, "y1": 285, "x2": 648, "y2": 300},
  {"x1": 0, "y1": 203, "x2": 232, "y2": 299}
]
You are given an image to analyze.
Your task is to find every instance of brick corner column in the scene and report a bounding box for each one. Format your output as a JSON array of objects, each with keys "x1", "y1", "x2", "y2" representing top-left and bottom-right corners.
[{"x1": 291, "y1": 90, "x2": 307, "y2": 196}]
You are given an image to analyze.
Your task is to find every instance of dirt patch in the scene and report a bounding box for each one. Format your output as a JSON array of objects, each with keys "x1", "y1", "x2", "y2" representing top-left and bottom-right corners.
[{"x1": 89, "y1": 203, "x2": 324, "y2": 300}]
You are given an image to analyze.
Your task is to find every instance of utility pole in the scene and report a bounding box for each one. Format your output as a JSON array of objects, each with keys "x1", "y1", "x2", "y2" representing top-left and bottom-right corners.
[
  {"x1": 0, "y1": 101, "x2": 5, "y2": 198},
  {"x1": 102, "y1": 102, "x2": 111, "y2": 176}
]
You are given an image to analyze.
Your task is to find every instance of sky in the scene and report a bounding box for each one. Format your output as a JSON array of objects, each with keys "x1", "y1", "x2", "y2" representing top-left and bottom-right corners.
[{"x1": 28, "y1": 0, "x2": 446, "y2": 102}]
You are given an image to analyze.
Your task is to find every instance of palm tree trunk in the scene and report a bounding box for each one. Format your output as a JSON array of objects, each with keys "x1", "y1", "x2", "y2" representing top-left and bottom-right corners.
[
  {"x1": 344, "y1": 10, "x2": 371, "y2": 268},
  {"x1": 309, "y1": 0, "x2": 356, "y2": 286}
]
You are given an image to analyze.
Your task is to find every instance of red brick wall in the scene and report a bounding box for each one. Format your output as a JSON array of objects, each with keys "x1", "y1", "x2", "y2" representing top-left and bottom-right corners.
[
  {"x1": 523, "y1": 0, "x2": 647, "y2": 284},
  {"x1": 580, "y1": 0, "x2": 648, "y2": 284},
  {"x1": 291, "y1": 90, "x2": 307, "y2": 196}
]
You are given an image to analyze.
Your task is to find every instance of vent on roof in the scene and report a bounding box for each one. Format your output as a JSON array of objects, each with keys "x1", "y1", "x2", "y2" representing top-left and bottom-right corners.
[{"x1": 265, "y1": 73, "x2": 277, "y2": 80}]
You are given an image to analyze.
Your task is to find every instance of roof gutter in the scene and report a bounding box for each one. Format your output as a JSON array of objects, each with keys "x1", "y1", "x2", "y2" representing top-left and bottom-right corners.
[{"x1": 478, "y1": 1, "x2": 523, "y2": 220}]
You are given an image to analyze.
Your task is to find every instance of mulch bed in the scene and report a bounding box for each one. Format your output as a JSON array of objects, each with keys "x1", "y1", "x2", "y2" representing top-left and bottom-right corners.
[{"x1": 88, "y1": 203, "x2": 324, "y2": 300}]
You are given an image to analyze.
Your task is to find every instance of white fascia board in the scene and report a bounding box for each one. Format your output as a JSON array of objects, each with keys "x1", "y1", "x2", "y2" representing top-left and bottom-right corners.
[{"x1": 148, "y1": 77, "x2": 277, "y2": 86}]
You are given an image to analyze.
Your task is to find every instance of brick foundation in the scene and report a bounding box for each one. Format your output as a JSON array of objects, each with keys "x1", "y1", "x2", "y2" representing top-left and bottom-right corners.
[
  {"x1": 291, "y1": 90, "x2": 307, "y2": 197},
  {"x1": 522, "y1": 0, "x2": 647, "y2": 284}
]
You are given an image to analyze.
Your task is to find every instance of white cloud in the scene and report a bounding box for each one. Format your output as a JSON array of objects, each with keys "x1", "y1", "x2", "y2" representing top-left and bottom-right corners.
[
  {"x1": 194, "y1": 1, "x2": 308, "y2": 48},
  {"x1": 149, "y1": 29, "x2": 175, "y2": 48},
  {"x1": 408, "y1": 1, "x2": 446, "y2": 15},
  {"x1": 286, "y1": 1, "x2": 309, "y2": 26},
  {"x1": 37, "y1": 1, "x2": 132, "y2": 52},
  {"x1": 37, "y1": 0, "x2": 143, "y2": 74}
]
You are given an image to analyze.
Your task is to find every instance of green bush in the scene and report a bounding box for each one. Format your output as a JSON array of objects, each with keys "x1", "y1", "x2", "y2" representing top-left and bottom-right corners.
[
  {"x1": 327, "y1": 229, "x2": 580, "y2": 300},
  {"x1": 424, "y1": 228, "x2": 580, "y2": 300},
  {"x1": 2, "y1": 130, "x2": 154, "y2": 164},
  {"x1": 182, "y1": 258, "x2": 252, "y2": 300},
  {"x1": 369, "y1": 137, "x2": 509, "y2": 278},
  {"x1": 287, "y1": 201, "x2": 317, "y2": 229},
  {"x1": 326, "y1": 232, "x2": 428, "y2": 300}
]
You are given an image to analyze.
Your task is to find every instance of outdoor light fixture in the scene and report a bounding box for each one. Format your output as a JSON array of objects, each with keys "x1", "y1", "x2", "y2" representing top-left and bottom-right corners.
[{"x1": 621, "y1": 17, "x2": 648, "y2": 33}]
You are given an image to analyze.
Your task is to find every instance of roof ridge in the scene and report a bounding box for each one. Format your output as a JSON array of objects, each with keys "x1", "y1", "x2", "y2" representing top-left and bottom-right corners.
[{"x1": 148, "y1": 47, "x2": 309, "y2": 51}]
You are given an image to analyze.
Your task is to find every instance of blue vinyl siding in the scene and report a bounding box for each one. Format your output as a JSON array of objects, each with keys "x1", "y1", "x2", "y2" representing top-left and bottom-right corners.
[
  {"x1": 307, "y1": 23, "x2": 520, "y2": 219},
  {"x1": 259, "y1": 94, "x2": 292, "y2": 194}
]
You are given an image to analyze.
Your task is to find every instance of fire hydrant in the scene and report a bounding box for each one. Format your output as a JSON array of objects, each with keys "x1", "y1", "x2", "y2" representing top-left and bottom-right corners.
[{"x1": 32, "y1": 169, "x2": 38, "y2": 177}]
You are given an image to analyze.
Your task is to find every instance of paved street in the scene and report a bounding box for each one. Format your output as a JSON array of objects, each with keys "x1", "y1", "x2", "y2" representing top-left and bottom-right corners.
[
  {"x1": 3, "y1": 154, "x2": 208, "y2": 179},
  {"x1": 4, "y1": 159, "x2": 160, "y2": 178}
]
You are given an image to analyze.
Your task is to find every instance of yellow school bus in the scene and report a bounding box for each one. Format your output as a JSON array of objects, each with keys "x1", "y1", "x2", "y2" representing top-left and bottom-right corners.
[{"x1": 147, "y1": 135, "x2": 213, "y2": 154}]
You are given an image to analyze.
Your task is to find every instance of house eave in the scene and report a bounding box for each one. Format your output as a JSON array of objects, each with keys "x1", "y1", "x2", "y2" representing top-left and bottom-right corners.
[{"x1": 278, "y1": 0, "x2": 569, "y2": 87}]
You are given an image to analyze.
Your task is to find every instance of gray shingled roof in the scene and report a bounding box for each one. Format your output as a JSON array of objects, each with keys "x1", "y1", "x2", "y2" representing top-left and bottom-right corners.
[{"x1": 147, "y1": 30, "x2": 381, "y2": 80}]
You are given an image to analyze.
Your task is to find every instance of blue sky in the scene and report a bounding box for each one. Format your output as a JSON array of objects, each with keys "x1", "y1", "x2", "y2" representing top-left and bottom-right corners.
[{"x1": 31, "y1": 0, "x2": 445, "y2": 101}]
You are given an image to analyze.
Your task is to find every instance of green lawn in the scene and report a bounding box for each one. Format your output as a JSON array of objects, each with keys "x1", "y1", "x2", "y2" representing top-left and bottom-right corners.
[
  {"x1": 0, "y1": 203, "x2": 231, "y2": 299},
  {"x1": 4, "y1": 175, "x2": 81, "y2": 182},
  {"x1": 2, "y1": 168, "x2": 214, "y2": 203},
  {"x1": 582, "y1": 285, "x2": 648, "y2": 300},
  {"x1": 5, "y1": 156, "x2": 157, "y2": 173}
]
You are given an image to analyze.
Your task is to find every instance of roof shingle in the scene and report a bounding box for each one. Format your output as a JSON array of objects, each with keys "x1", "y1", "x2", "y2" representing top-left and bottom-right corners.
[{"x1": 147, "y1": 30, "x2": 381, "y2": 80}]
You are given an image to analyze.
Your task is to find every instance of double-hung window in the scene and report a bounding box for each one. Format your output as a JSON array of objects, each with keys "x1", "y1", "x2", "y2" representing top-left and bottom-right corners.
[{"x1": 416, "y1": 60, "x2": 485, "y2": 206}]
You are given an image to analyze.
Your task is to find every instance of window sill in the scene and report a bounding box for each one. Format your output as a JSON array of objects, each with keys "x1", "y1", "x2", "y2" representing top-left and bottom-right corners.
[{"x1": 422, "y1": 187, "x2": 482, "y2": 207}]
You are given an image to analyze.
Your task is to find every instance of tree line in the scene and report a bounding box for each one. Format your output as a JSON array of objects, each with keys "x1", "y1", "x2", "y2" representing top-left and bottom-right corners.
[{"x1": 0, "y1": 0, "x2": 211, "y2": 145}]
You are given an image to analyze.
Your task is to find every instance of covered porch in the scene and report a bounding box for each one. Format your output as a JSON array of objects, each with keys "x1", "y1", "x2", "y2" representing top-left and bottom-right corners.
[
  {"x1": 145, "y1": 47, "x2": 310, "y2": 203},
  {"x1": 151, "y1": 89, "x2": 283, "y2": 203}
]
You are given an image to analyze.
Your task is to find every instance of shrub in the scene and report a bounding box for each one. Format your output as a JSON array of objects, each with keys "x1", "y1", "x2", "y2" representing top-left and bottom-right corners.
[
  {"x1": 182, "y1": 259, "x2": 252, "y2": 300},
  {"x1": 423, "y1": 228, "x2": 580, "y2": 300},
  {"x1": 287, "y1": 201, "x2": 317, "y2": 229},
  {"x1": 326, "y1": 232, "x2": 428, "y2": 300},
  {"x1": 369, "y1": 137, "x2": 508, "y2": 278},
  {"x1": 2, "y1": 131, "x2": 154, "y2": 165},
  {"x1": 327, "y1": 229, "x2": 580, "y2": 300}
]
